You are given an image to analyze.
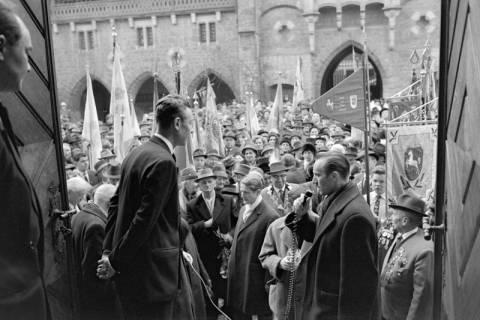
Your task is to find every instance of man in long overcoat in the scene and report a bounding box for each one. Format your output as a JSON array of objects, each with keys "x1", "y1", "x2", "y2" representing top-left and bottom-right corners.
[
  {"x1": 227, "y1": 173, "x2": 279, "y2": 320},
  {"x1": 285, "y1": 153, "x2": 378, "y2": 320}
]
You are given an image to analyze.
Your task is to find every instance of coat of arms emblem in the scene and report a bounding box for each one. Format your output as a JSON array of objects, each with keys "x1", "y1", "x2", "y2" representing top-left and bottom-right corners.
[
  {"x1": 404, "y1": 147, "x2": 423, "y2": 181},
  {"x1": 349, "y1": 95, "x2": 358, "y2": 109}
]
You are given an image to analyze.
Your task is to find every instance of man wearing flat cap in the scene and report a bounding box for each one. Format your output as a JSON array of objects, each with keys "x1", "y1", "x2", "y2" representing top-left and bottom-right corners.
[
  {"x1": 193, "y1": 148, "x2": 207, "y2": 171},
  {"x1": 381, "y1": 192, "x2": 434, "y2": 320},
  {"x1": 186, "y1": 168, "x2": 236, "y2": 318}
]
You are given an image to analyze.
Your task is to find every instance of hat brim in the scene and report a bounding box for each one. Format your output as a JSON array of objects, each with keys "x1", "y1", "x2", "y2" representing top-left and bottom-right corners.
[
  {"x1": 104, "y1": 173, "x2": 121, "y2": 179},
  {"x1": 195, "y1": 174, "x2": 217, "y2": 182},
  {"x1": 214, "y1": 172, "x2": 229, "y2": 179},
  {"x1": 269, "y1": 168, "x2": 289, "y2": 175},
  {"x1": 99, "y1": 155, "x2": 116, "y2": 160},
  {"x1": 388, "y1": 204, "x2": 427, "y2": 216}
]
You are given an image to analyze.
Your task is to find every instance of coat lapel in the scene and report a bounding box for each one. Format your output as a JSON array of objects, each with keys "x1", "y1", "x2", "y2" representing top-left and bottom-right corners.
[
  {"x1": 311, "y1": 183, "x2": 360, "y2": 247},
  {"x1": 195, "y1": 196, "x2": 212, "y2": 220},
  {"x1": 238, "y1": 201, "x2": 263, "y2": 235},
  {"x1": 212, "y1": 193, "x2": 225, "y2": 222}
]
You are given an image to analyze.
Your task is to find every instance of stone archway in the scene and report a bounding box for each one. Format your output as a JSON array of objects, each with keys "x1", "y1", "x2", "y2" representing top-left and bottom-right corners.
[
  {"x1": 188, "y1": 70, "x2": 236, "y2": 106},
  {"x1": 320, "y1": 42, "x2": 384, "y2": 100},
  {"x1": 79, "y1": 79, "x2": 111, "y2": 122},
  {"x1": 133, "y1": 76, "x2": 169, "y2": 120},
  {"x1": 268, "y1": 83, "x2": 294, "y2": 102}
]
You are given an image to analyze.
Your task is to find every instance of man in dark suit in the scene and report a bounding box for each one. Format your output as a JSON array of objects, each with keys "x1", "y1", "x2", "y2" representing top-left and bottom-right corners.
[
  {"x1": 186, "y1": 168, "x2": 236, "y2": 319},
  {"x1": 380, "y1": 193, "x2": 434, "y2": 320},
  {"x1": 227, "y1": 173, "x2": 279, "y2": 320},
  {"x1": 73, "y1": 152, "x2": 99, "y2": 185},
  {"x1": 98, "y1": 95, "x2": 195, "y2": 319},
  {"x1": 286, "y1": 153, "x2": 378, "y2": 320},
  {"x1": 0, "y1": 4, "x2": 49, "y2": 318},
  {"x1": 71, "y1": 184, "x2": 119, "y2": 320}
]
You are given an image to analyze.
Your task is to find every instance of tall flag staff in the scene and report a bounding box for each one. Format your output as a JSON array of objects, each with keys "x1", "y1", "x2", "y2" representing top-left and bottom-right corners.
[
  {"x1": 130, "y1": 96, "x2": 141, "y2": 137},
  {"x1": 362, "y1": 27, "x2": 372, "y2": 205},
  {"x1": 151, "y1": 72, "x2": 159, "y2": 136},
  {"x1": 82, "y1": 66, "x2": 102, "y2": 170}
]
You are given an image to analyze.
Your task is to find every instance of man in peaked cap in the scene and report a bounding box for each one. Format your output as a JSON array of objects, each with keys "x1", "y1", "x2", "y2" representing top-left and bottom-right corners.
[
  {"x1": 186, "y1": 168, "x2": 236, "y2": 317},
  {"x1": 193, "y1": 148, "x2": 208, "y2": 171},
  {"x1": 381, "y1": 192, "x2": 433, "y2": 320}
]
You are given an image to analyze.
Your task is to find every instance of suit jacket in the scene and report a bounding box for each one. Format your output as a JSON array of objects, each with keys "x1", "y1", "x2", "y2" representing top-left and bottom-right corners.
[
  {"x1": 260, "y1": 183, "x2": 302, "y2": 216},
  {"x1": 0, "y1": 104, "x2": 48, "y2": 320},
  {"x1": 226, "y1": 199, "x2": 279, "y2": 315},
  {"x1": 103, "y1": 135, "x2": 191, "y2": 311},
  {"x1": 286, "y1": 182, "x2": 378, "y2": 320},
  {"x1": 186, "y1": 192, "x2": 235, "y2": 298},
  {"x1": 380, "y1": 229, "x2": 434, "y2": 320},
  {"x1": 71, "y1": 202, "x2": 118, "y2": 320},
  {"x1": 258, "y1": 215, "x2": 314, "y2": 318}
]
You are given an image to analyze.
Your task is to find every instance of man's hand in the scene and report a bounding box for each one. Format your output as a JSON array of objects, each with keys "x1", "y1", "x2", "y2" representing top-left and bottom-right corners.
[
  {"x1": 96, "y1": 255, "x2": 116, "y2": 280},
  {"x1": 182, "y1": 251, "x2": 193, "y2": 265},
  {"x1": 204, "y1": 218, "x2": 213, "y2": 228},
  {"x1": 279, "y1": 249, "x2": 301, "y2": 271},
  {"x1": 292, "y1": 193, "x2": 312, "y2": 220}
]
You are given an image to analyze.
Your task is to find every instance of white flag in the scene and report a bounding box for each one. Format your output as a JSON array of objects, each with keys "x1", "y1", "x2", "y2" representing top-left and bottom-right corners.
[
  {"x1": 82, "y1": 71, "x2": 102, "y2": 168},
  {"x1": 292, "y1": 57, "x2": 305, "y2": 111},
  {"x1": 109, "y1": 44, "x2": 135, "y2": 162}
]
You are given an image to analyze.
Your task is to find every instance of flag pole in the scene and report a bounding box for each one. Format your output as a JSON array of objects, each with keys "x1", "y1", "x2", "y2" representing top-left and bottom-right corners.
[{"x1": 362, "y1": 28, "x2": 371, "y2": 205}]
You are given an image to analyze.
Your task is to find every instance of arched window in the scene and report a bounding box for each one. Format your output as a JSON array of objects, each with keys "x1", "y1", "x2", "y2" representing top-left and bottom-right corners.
[
  {"x1": 322, "y1": 46, "x2": 383, "y2": 100},
  {"x1": 134, "y1": 76, "x2": 169, "y2": 119},
  {"x1": 193, "y1": 73, "x2": 236, "y2": 106},
  {"x1": 80, "y1": 80, "x2": 110, "y2": 122}
]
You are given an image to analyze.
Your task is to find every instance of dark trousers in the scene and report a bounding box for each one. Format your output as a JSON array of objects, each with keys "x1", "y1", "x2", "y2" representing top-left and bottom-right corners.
[
  {"x1": 231, "y1": 309, "x2": 272, "y2": 320},
  {"x1": 118, "y1": 296, "x2": 174, "y2": 320}
]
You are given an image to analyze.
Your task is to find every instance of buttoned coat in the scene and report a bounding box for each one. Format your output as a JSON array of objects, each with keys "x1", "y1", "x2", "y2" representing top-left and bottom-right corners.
[
  {"x1": 103, "y1": 135, "x2": 194, "y2": 318},
  {"x1": 260, "y1": 183, "x2": 302, "y2": 216},
  {"x1": 186, "y1": 192, "x2": 235, "y2": 298},
  {"x1": 380, "y1": 229, "x2": 434, "y2": 320},
  {"x1": 287, "y1": 182, "x2": 378, "y2": 320},
  {"x1": 0, "y1": 104, "x2": 48, "y2": 320},
  {"x1": 258, "y1": 215, "x2": 314, "y2": 318},
  {"x1": 227, "y1": 199, "x2": 279, "y2": 316}
]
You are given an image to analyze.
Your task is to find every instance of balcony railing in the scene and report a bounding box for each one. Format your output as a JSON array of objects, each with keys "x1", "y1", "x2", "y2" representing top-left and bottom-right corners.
[{"x1": 51, "y1": 0, "x2": 236, "y2": 22}]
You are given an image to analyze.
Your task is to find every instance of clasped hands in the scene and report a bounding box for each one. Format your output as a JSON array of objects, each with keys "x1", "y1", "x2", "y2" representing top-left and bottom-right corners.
[
  {"x1": 97, "y1": 254, "x2": 116, "y2": 280},
  {"x1": 280, "y1": 249, "x2": 301, "y2": 272}
]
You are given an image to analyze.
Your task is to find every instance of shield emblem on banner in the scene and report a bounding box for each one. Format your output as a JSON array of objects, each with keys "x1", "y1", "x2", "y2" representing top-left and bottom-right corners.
[
  {"x1": 404, "y1": 147, "x2": 423, "y2": 181},
  {"x1": 350, "y1": 95, "x2": 358, "y2": 109},
  {"x1": 326, "y1": 99, "x2": 334, "y2": 112}
]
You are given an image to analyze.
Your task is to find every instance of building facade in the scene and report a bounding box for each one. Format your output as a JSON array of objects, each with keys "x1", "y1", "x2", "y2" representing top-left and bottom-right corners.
[{"x1": 51, "y1": 0, "x2": 440, "y2": 121}]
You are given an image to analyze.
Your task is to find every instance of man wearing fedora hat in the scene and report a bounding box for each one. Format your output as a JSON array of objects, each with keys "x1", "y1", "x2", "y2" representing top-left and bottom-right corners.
[
  {"x1": 241, "y1": 143, "x2": 258, "y2": 167},
  {"x1": 103, "y1": 161, "x2": 121, "y2": 186},
  {"x1": 261, "y1": 161, "x2": 302, "y2": 217},
  {"x1": 186, "y1": 168, "x2": 235, "y2": 319},
  {"x1": 224, "y1": 130, "x2": 241, "y2": 157},
  {"x1": 380, "y1": 192, "x2": 434, "y2": 320}
]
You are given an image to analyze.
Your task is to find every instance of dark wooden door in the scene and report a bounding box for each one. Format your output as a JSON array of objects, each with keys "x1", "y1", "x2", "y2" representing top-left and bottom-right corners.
[
  {"x1": 437, "y1": 0, "x2": 480, "y2": 319},
  {"x1": 0, "y1": 1, "x2": 73, "y2": 319}
]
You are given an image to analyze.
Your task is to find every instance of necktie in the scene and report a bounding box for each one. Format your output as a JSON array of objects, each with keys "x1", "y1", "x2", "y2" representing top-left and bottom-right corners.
[
  {"x1": 243, "y1": 207, "x2": 252, "y2": 223},
  {"x1": 373, "y1": 195, "x2": 381, "y2": 217}
]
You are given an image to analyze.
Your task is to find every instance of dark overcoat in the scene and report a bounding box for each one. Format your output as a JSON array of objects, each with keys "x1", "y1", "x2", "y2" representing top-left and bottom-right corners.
[
  {"x1": 0, "y1": 104, "x2": 48, "y2": 320},
  {"x1": 71, "y1": 202, "x2": 119, "y2": 320},
  {"x1": 226, "y1": 199, "x2": 279, "y2": 316},
  {"x1": 103, "y1": 136, "x2": 194, "y2": 319},
  {"x1": 186, "y1": 192, "x2": 235, "y2": 299},
  {"x1": 287, "y1": 182, "x2": 378, "y2": 320}
]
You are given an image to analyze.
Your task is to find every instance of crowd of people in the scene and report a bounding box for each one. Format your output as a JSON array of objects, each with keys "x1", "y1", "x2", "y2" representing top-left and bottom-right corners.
[{"x1": 0, "y1": 2, "x2": 434, "y2": 320}]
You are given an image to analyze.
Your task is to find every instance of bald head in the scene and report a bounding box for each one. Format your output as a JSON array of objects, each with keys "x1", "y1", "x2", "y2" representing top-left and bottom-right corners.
[{"x1": 94, "y1": 183, "x2": 116, "y2": 213}]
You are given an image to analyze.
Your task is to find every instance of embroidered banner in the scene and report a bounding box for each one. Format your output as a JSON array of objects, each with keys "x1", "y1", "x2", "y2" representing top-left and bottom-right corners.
[{"x1": 386, "y1": 124, "x2": 437, "y2": 203}]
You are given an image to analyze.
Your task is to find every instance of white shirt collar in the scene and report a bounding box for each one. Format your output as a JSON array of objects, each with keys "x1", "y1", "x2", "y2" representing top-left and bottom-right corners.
[
  {"x1": 401, "y1": 227, "x2": 418, "y2": 241},
  {"x1": 202, "y1": 191, "x2": 215, "y2": 205},
  {"x1": 154, "y1": 133, "x2": 174, "y2": 154},
  {"x1": 245, "y1": 194, "x2": 263, "y2": 213},
  {"x1": 370, "y1": 191, "x2": 385, "y2": 199}
]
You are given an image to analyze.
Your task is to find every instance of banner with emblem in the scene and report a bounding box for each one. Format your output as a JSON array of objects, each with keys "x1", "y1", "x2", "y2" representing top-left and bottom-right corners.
[
  {"x1": 386, "y1": 124, "x2": 437, "y2": 203},
  {"x1": 311, "y1": 68, "x2": 366, "y2": 130}
]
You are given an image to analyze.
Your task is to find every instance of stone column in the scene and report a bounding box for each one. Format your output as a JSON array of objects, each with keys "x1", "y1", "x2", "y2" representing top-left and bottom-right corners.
[
  {"x1": 384, "y1": 8, "x2": 401, "y2": 50},
  {"x1": 303, "y1": 12, "x2": 319, "y2": 54}
]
